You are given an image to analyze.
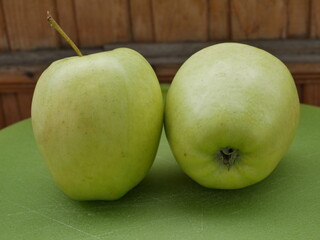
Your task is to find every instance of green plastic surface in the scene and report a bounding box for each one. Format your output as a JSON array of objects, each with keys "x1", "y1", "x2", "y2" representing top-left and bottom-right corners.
[{"x1": 1, "y1": 104, "x2": 320, "y2": 239}]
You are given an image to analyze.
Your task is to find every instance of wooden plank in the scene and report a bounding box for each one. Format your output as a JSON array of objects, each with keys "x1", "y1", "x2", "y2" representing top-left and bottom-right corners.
[
  {"x1": 56, "y1": 0, "x2": 79, "y2": 47},
  {"x1": 152, "y1": 0, "x2": 208, "y2": 42},
  {"x1": 1, "y1": 93, "x2": 21, "y2": 126},
  {"x1": 0, "y1": 0, "x2": 9, "y2": 50},
  {"x1": 1, "y1": 40, "x2": 320, "y2": 82},
  {"x1": 286, "y1": 63, "x2": 320, "y2": 75},
  {"x1": 231, "y1": 0, "x2": 287, "y2": 40},
  {"x1": 208, "y1": 0, "x2": 230, "y2": 40},
  {"x1": 303, "y1": 84, "x2": 320, "y2": 106},
  {"x1": 2, "y1": 0, "x2": 59, "y2": 50},
  {"x1": 0, "y1": 48, "x2": 99, "y2": 67},
  {"x1": 17, "y1": 92, "x2": 33, "y2": 119},
  {"x1": 0, "y1": 72, "x2": 36, "y2": 93},
  {"x1": 310, "y1": 0, "x2": 320, "y2": 38},
  {"x1": 153, "y1": 65, "x2": 180, "y2": 83},
  {"x1": 231, "y1": 0, "x2": 258, "y2": 39},
  {"x1": 295, "y1": 83, "x2": 303, "y2": 103},
  {"x1": 1, "y1": 40, "x2": 320, "y2": 67},
  {"x1": 0, "y1": 94, "x2": 5, "y2": 129},
  {"x1": 287, "y1": 0, "x2": 309, "y2": 38},
  {"x1": 33, "y1": 71, "x2": 44, "y2": 82},
  {"x1": 104, "y1": 42, "x2": 210, "y2": 59},
  {"x1": 74, "y1": 0, "x2": 131, "y2": 47},
  {"x1": 130, "y1": 0, "x2": 154, "y2": 42}
]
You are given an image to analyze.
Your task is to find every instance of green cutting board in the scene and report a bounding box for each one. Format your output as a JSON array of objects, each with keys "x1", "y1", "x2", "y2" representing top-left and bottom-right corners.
[{"x1": 1, "y1": 104, "x2": 320, "y2": 240}]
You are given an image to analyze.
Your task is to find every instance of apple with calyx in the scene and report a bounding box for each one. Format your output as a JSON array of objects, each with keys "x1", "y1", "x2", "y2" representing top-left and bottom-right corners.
[
  {"x1": 164, "y1": 43, "x2": 300, "y2": 189},
  {"x1": 31, "y1": 13, "x2": 163, "y2": 200}
]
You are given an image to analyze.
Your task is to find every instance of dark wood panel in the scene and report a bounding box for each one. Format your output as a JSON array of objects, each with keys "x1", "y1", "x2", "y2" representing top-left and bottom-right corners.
[
  {"x1": 0, "y1": 0, "x2": 9, "y2": 50},
  {"x1": 310, "y1": 0, "x2": 320, "y2": 38},
  {"x1": 287, "y1": 63, "x2": 320, "y2": 76},
  {"x1": 17, "y1": 92, "x2": 33, "y2": 119},
  {"x1": 153, "y1": 65, "x2": 180, "y2": 83},
  {"x1": 74, "y1": 0, "x2": 131, "y2": 47},
  {"x1": 130, "y1": 0, "x2": 154, "y2": 42},
  {"x1": 152, "y1": 0, "x2": 208, "y2": 42},
  {"x1": 303, "y1": 84, "x2": 320, "y2": 105},
  {"x1": 0, "y1": 71, "x2": 36, "y2": 93},
  {"x1": 208, "y1": 0, "x2": 230, "y2": 40},
  {"x1": 287, "y1": 0, "x2": 309, "y2": 38},
  {"x1": 2, "y1": 0, "x2": 59, "y2": 50},
  {"x1": 231, "y1": 0, "x2": 287, "y2": 39},
  {"x1": 296, "y1": 83, "x2": 304, "y2": 102},
  {"x1": 56, "y1": 0, "x2": 79, "y2": 47},
  {"x1": 0, "y1": 94, "x2": 5, "y2": 129},
  {"x1": 0, "y1": 0, "x2": 318, "y2": 52},
  {"x1": 1, "y1": 40, "x2": 320, "y2": 66},
  {"x1": 1, "y1": 93, "x2": 21, "y2": 126}
]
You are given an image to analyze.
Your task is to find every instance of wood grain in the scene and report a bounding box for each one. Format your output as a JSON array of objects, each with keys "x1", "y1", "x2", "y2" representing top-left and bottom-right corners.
[
  {"x1": 0, "y1": 94, "x2": 5, "y2": 129},
  {"x1": 287, "y1": 0, "x2": 309, "y2": 38},
  {"x1": 231, "y1": 0, "x2": 287, "y2": 40},
  {"x1": 0, "y1": 0, "x2": 9, "y2": 50},
  {"x1": 295, "y1": 83, "x2": 303, "y2": 102},
  {"x1": 310, "y1": 0, "x2": 320, "y2": 38},
  {"x1": 17, "y1": 92, "x2": 33, "y2": 119},
  {"x1": 1, "y1": 93, "x2": 21, "y2": 126},
  {"x1": 152, "y1": 0, "x2": 208, "y2": 42},
  {"x1": 130, "y1": 0, "x2": 154, "y2": 42},
  {"x1": 0, "y1": 71, "x2": 36, "y2": 93},
  {"x1": 287, "y1": 63, "x2": 320, "y2": 76},
  {"x1": 56, "y1": 0, "x2": 79, "y2": 47},
  {"x1": 153, "y1": 65, "x2": 180, "y2": 83},
  {"x1": 208, "y1": 0, "x2": 230, "y2": 40},
  {"x1": 2, "y1": 0, "x2": 59, "y2": 50},
  {"x1": 74, "y1": 0, "x2": 131, "y2": 47},
  {"x1": 303, "y1": 84, "x2": 320, "y2": 106}
]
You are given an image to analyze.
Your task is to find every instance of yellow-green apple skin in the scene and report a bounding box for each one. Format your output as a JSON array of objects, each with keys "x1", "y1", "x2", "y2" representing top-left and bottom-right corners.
[
  {"x1": 32, "y1": 48, "x2": 163, "y2": 200},
  {"x1": 164, "y1": 43, "x2": 300, "y2": 189}
]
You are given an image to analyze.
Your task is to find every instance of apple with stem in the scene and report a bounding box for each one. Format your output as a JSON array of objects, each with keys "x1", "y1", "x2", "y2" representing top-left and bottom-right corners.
[
  {"x1": 164, "y1": 43, "x2": 300, "y2": 189},
  {"x1": 31, "y1": 13, "x2": 164, "y2": 200}
]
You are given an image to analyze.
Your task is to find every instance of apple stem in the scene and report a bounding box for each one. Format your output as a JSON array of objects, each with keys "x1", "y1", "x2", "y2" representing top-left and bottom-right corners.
[{"x1": 47, "y1": 11, "x2": 83, "y2": 57}]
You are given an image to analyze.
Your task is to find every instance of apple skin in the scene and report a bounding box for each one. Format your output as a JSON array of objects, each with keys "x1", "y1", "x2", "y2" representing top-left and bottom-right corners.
[
  {"x1": 164, "y1": 43, "x2": 300, "y2": 189},
  {"x1": 32, "y1": 48, "x2": 163, "y2": 200}
]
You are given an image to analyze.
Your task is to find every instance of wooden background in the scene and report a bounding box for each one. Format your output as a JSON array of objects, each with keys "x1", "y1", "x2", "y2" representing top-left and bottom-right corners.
[
  {"x1": 1, "y1": 0, "x2": 320, "y2": 129},
  {"x1": 0, "y1": 0, "x2": 319, "y2": 50}
]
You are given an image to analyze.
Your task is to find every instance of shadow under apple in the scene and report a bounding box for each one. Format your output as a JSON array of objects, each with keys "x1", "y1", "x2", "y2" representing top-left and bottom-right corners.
[
  {"x1": 75, "y1": 148, "x2": 298, "y2": 217},
  {"x1": 50, "y1": 142, "x2": 310, "y2": 239}
]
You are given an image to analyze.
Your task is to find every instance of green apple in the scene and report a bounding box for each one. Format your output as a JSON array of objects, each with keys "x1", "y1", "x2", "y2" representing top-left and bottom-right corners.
[
  {"x1": 164, "y1": 43, "x2": 300, "y2": 189},
  {"x1": 32, "y1": 48, "x2": 163, "y2": 200}
]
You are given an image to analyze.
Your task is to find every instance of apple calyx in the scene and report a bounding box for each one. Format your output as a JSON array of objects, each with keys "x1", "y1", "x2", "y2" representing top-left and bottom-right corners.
[{"x1": 217, "y1": 147, "x2": 239, "y2": 169}]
